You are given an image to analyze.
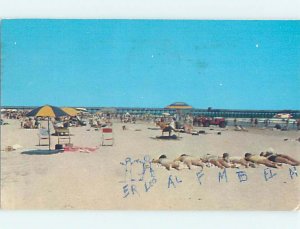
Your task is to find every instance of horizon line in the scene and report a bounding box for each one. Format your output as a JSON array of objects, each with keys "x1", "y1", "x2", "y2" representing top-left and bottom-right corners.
[{"x1": 1, "y1": 105, "x2": 300, "y2": 112}]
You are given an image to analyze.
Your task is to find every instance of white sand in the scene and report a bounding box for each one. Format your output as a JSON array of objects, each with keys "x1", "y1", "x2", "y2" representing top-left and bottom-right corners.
[{"x1": 1, "y1": 119, "x2": 300, "y2": 210}]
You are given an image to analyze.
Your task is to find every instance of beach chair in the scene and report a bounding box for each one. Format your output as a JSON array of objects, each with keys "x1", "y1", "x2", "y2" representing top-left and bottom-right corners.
[
  {"x1": 102, "y1": 128, "x2": 114, "y2": 146},
  {"x1": 57, "y1": 128, "x2": 71, "y2": 145},
  {"x1": 38, "y1": 128, "x2": 50, "y2": 146},
  {"x1": 54, "y1": 127, "x2": 69, "y2": 136}
]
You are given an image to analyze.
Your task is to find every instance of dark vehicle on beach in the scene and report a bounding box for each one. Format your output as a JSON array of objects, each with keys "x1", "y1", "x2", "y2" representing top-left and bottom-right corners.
[{"x1": 193, "y1": 117, "x2": 227, "y2": 128}]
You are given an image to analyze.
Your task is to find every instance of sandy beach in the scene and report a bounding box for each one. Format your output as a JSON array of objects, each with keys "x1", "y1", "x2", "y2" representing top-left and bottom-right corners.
[{"x1": 1, "y1": 118, "x2": 299, "y2": 210}]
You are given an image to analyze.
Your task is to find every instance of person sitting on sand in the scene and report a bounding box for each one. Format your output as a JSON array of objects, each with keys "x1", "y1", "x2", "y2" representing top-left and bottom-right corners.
[
  {"x1": 152, "y1": 155, "x2": 180, "y2": 170},
  {"x1": 156, "y1": 118, "x2": 177, "y2": 136},
  {"x1": 169, "y1": 118, "x2": 176, "y2": 130},
  {"x1": 23, "y1": 119, "x2": 33, "y2": 129},
  {"x1": 222, "y1": 153, "x2": 255, "y2": 168},
  {"x1": 201, "y1": 154, "x2": 235, "y2": 169},
  {"x1": 244, "y1": 153, "x2": 281, "y2": 168},
  {"x1": 183, "y1": 124, "x2": 193, "y2": 134},
  {"x1": 34, "y1": 118, "x2": 40, "y2": 129},
  {"x1": 260, "y1": 151, "x2": 300, "y2": 166},
  {"x1": 174, "y1": 154, "x2": 204, "y2": 169}
]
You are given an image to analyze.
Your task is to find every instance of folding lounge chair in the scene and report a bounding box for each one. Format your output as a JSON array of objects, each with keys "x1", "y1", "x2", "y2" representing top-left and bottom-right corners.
[
  {"x1": 56, "y1": 128, "x2": 71, "y2": 145},
  {"x1": 54, "y1": 127, "x2": 69, "y2": 136},
  {"x1": 102, "y1": 128, "x2": 114, "y2": 146},
  {"x1": 38, "y1": 128, "x2": 50, "y2": 146}
]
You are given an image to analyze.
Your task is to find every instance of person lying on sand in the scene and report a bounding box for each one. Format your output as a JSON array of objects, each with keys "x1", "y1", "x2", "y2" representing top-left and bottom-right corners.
[
  {"x1": 201, "y1": 154, "x2": 236, "y2": 169},
  {"x1": 260, "y1": 152, "x2": 300, "y2": 166},
  {"x1": 244, "y1": 153, "x2": 281, "y2": 168},
  {"x1": 174, "y1": 154, "x2": 204, "y2": 169},
  {"x1": 152, "y1": 155, "x2": 180, "y2": 170},
  {"x1": 183, "y1": 124, "x2": 193, "y2": 134},
  {"x1": 222, "y1": 153, "x2": 255, "y2": 168}
]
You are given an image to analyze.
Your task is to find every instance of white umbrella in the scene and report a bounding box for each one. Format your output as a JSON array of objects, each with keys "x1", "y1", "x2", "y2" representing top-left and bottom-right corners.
[{"x1": 76, "y1": 107, "x2": 87, "y2": 111}]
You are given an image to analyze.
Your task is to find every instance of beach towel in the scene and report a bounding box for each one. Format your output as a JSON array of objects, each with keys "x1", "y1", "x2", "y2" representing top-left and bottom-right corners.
[{"x1": 63, "y1": 146, "x2": 99, "y2": 153}]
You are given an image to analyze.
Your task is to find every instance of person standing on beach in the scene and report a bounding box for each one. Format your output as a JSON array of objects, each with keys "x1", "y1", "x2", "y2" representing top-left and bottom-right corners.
[
  {"x1": 285, "y1": 119, "x2": 289, "y2": 129},
  {"x1": 234, "y1": 118, "x2": 237, "y2": 126},
  {"x1": 20, "y1": 117, "x2": 23, "y2": 128},
  {"x1": 169, "y1": 118, "x2": 176, "y2": 130},
  {"x1": 250, "y1": 118, "x2": 254, "y2": 127},
  {"x1": 254, "y1": 118, "x2": 258, "y2": 127},
  {"x1": 266, "y1": 119, "x2": 270, "y2": 127},
  {"x1": 292, "y1": 121, "x2": 296, "y2": 129},
  {"x1": 34, "y1": 117, "x2": 40, "y2": 129}
]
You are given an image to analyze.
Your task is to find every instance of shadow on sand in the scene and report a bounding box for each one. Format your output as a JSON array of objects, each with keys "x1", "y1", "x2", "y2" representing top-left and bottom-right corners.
[
  {"x1": 21, "y1": 149, "x2": 63, "y2": 155},
  {"x1": 150, "y1": 135, "x2": 182, "y2": 140},
  {"x1": 51, "y1": 133, "x2": 73, "y2": 136}
]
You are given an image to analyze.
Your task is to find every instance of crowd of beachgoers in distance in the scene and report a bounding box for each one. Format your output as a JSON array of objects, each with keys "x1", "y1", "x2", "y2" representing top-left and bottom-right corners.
[{"x1": 1, "y1": 108, "x2": 300, "y2": 131}]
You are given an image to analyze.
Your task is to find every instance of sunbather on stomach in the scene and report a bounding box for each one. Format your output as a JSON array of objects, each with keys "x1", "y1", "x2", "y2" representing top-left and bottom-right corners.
[
  {"x1": 152, "y1": 155, "x2": 180, "y2": 170},
  {"x1": 260, "y1": 152, "x2": 300, "y2": 166},
  {"x1": 244, "y1": 153, "x2": 281, "y2": 168},
  {"x1": 201, "y1": 154, "x2": 234, "y2": 169},
  {"x1": 222, "y1": 153, "x2": 255, "y2": 168},
  {"x1": 174, "y1": 154, "x2": 204, "y2": 169}
]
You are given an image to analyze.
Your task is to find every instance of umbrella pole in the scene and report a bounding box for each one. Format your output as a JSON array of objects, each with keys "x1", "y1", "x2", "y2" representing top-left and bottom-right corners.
[{"x1": 48, "y1": 117, "x2": 51, "y2": 150}]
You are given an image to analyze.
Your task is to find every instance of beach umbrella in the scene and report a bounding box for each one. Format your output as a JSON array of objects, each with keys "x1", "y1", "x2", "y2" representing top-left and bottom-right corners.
[
  {"x1": 165, "y1": 102, "x2": 193, "y2": 109},
  {"x1": 26, "y1": 105, "x2": 69, "y2": 150},
  {"x1": 62, "y1": 107, "x2": 80, "y2": 116},
  {"x1": 76, "y1": 107, "x2": 87, "y2": 112},
  {"x1": 162, "y1": 112, "x2": 170, "y2": 116},
  {"x1": 166, "y1": 102, "x2": 193, "y2": 120}
]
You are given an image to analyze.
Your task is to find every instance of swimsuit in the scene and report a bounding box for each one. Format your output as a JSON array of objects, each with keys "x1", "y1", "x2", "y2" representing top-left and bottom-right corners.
[{"x1": 267, "y1": 155, "x2": 277, "y2": 162}]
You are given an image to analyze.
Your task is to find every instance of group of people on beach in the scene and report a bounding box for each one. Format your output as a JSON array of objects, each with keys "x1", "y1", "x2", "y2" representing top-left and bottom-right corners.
[
  {"x1": 1, "y1": 110, "x2": 28, "y2": 120},
  {"x1": 152, "y1": 149, "x2": 300, "y2": 171},
  {"x1": 21, "y1": 117, "x2": 40, "y2": 129}
]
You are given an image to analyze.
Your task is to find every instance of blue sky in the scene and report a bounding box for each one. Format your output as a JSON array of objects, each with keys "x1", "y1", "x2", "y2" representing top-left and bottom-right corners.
[{"x1": 1, "y1": 20, "x2": 299, "y2": 109}]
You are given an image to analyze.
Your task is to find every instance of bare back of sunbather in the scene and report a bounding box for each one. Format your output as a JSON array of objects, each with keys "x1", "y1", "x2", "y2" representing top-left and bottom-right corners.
[
  {"x1": 223, "y1": 154, "x2": 253, "y2": 168},
  {"x1": 175, "y1": 154, "x2": 204, "y2": 169},
  {"x1": 201, "y1": 154, "x2": 229, "y2": 169},
  {"x1": 152, "y1": 155, "x2": 180, "y2": 170},
  {"x1": 245, "y1": 153, "x2": 280, "y2": 168}
]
